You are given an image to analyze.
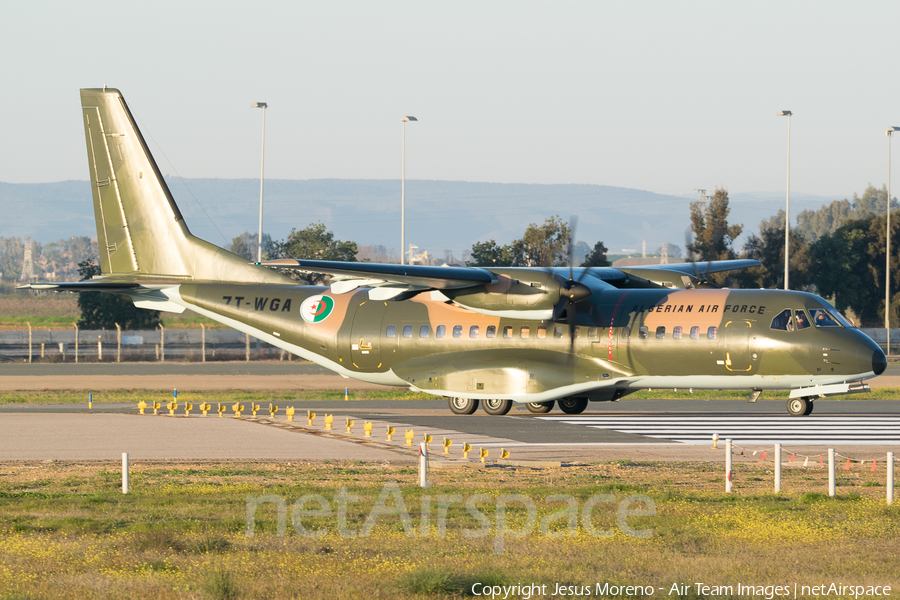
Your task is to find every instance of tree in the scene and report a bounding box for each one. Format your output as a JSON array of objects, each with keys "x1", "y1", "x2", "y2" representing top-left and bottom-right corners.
[
  {"x1": 229, "y1": 231, "x2": 272, "y2": 261},
  {"x1": 76, "y1": 259, "x2": 161, "y2": 330},
  {"x1": 467, "y1": 240, "x2": 513, "y2": 267},
  {"x1": 736, "y1": 210, "x2": 811, "y2": 290},
  {"x1": 266, "y1": 223, "x2": 358, "y2": 284},
  {"x1": 687, "y1": 187, "x2": 743, "y2": 263},
  {"x1": 581, "y1": 241, "x2": 611, "y2": 267}
]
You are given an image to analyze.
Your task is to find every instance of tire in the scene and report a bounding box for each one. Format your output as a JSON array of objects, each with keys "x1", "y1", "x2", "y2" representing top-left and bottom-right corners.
[
  {"x1": 803, "y1": 399, "x2": 815, "y2": 416},
  {"x1": 482, "y1": 398, "x2": 513, "y2": 416},
  {"x1": 558, "y1": 397, "x2": 588, "y2": 415},
  {"x1": 786, "y1": 397, "x2": 809, "y2": 417},
  {"x1": 526, "y1": 401, "x2": 554, "y2": 414},
  {"x1": 448, "y1": 397, "x2": 479, "y2": 415}
]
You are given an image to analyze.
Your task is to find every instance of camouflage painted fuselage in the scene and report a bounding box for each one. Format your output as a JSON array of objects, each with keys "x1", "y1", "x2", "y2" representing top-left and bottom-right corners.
[{"x1": 174, "y1": 282, "x2": 884, "y2": 404}]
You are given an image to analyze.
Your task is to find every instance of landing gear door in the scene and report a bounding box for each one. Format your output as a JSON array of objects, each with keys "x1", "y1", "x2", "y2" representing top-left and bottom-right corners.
[{"x1": 350, "y1": 300, "x2": 384, "y2": 371}]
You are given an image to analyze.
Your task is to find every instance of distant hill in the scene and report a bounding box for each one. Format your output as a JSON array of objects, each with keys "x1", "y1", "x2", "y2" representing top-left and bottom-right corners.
[{"x1": 0, "y1": 179, "x2": 847, "y2": 261}]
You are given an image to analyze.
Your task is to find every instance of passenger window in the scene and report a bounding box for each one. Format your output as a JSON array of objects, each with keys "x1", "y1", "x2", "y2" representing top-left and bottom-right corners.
[
  {"x1": 486, "y1": 325, "x2": 496, "y2": 338},
  {"x1": 436, "y1": 325, "x2": 446, "y2": 338},
  {"x1": 622, "y1": 326, "x2": 631, "y2": 339},
  {"x1": 810, "y1": 308, "x2": 840, "y2": 328},
  {"x1": 587, "y1": 327, "x2": 598, "y2": 339},
  {"x1": 673, "y1": 326, "x2": 683, "y2": 339},
  {"x1": 690, "y1": 326, "x2": 699, "y2": 339},
  {"x1": 536, "y1": 326, "x2": 545, "y2": 339},
  {"x1": 452, "y1": 325, "x2": 462, "y2": 338},
  {"x1": 639, "y1": 326, "x2": 648, "y2": 339},
  {"x1": 470, "y1": 326, "x2": 479, "y2": 338},
  {"x1": 386, "y1": 325, "x2": 396, "y2": 338},
  {"x1": 770, "y1": 309, "x2": 792, "y2": 331},
  {"x1": 656, "y1": 326, "x2": 666, "y2": 339},
  {"x1": 794, "y1": 310, "x2": 810, "y2": 330},
  {"x1": 707, "y1": 326, "x2": 717, "y2": 339},
  {"x1": 403, "y1": 325, "x2": 413, "y2": 338},
  {"x1": 503, "y1": 326, "x2": 513, "y2": 338},
  {"x1": 554, "y1": 326, "x2": 564, "y2": 339},
  {"x1": 521, "y1": 326, "x2": 531, "y2": 338},
  {"x1": 419, "y1": 325, "x2": 430, "y2": 338}
]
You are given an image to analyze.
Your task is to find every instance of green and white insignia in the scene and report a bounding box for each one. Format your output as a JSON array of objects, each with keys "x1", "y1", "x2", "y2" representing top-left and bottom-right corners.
[{"x1": 300, "y1": 295, "x2": 335, "y2": 324}]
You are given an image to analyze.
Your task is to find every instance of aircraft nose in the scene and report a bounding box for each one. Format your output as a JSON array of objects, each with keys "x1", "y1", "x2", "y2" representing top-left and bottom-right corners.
[{"x1": 873, "y1": 347, "x2": 887, "y2": 376}]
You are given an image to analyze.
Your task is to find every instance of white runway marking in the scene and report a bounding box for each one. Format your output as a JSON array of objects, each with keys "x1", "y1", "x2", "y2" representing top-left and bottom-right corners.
[{"x1": 536, "y1": 415, "x2": 900, "y2": 444}]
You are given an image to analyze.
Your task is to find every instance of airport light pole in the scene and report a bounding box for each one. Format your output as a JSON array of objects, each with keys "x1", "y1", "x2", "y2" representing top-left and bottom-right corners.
[
  {"x1": 887, "y1": 127, "x2": 900, "y2": 356},
  {"x1": 252, "y1": 102, "x2": 268, "y2": 263},
  {"x1": 401, "y1": 116, "x2": 417, "y2": 265},
  {"x1": 777, "y1": 110, "x2": 792, "y2": 290}
]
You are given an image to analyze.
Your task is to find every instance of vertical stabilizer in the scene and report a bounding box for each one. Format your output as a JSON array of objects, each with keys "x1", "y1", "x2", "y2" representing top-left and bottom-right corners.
[{"x1": 80, "y1": 88, "x2": 291, "y2": 284}]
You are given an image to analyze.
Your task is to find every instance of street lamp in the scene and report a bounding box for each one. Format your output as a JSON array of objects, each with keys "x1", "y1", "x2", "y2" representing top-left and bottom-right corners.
[
  {"x1": 251, "y1": 102, "x2": 268, "y2": 263},
  {"x1": 777, "y1": 110, "x2": 792, "y2": 290},
  {"x1": 401, "y1": 116, "x2": 417, "y2": 265},
  {"x1": 886, "y1": 126, "x2": 900, "y2": 356}
]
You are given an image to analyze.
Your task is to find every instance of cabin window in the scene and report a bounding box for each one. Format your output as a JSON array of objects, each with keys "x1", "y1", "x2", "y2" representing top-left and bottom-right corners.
[
  {"x1": 436, "y1": 325, "x2": 446, "y2": 338},
  {"x1": 453, "y1": 325, "x2": 463, "y2": 338},
  {"x1": 403, "y1": 325, "x2": 413, "y2": 338},
  {"x1": 690, "y1": 326, "x2": 699, "y2": 339},
  {"x1": 770, "y1": 309, "x2": 793, "y2": 331},
  {"x1": 795, "y1": 310, "x2": 811, "y2": 330},
  {"x1": 622, "y1": 326, "x2": 631, "y2": 339},
  {"x1": 554, "y1": 326, "x2": 564, "y2": 339},
  {"x1": 587, "y1": 327, "x2": 598, "y2": 339},
  {"x1": 673, "y1": 326, "x2": 683, "y2": 339},
  {"x1": 469, "y1": 325, "x2": 480, "y2": 338},
  {"x1": 707, "y1": 326, "x2": 717, "y2": 339},
  {"x1": 521, "y1": 326, "x2": 531, "y2": 338},
  {"x1": 656, "y1": 326, "x2": 666, "y2": 339},
  {"x1": 386, "y1": 325, "x2": 396, "y2": 338},
  {"x1": 639, "y1": 326, "x2": 648, "y2": 339},
  {"x1": 419, "y1": 325, "x2": 430, "y2": 338},
  {"x1": 810, "y1": 308, "x2": 841, "y2": 328},
  {"x1": 536, "y1": 326, "x2": 546, "y2": 339},
  {"x1": 486, "y1": 325, "x2": 496, "y2": 338},
  {"x1": 503, "y1": 326, "x2": 513, "y2": 338}
]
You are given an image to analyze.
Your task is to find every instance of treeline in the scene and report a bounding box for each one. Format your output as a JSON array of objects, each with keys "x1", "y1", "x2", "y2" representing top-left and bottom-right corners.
[
  {"x1": 694, "y1": 185, "x2": 898, "y2": 327},
  {"x1": 0, "y1": 236, "x2": 97, "y2": 283}
]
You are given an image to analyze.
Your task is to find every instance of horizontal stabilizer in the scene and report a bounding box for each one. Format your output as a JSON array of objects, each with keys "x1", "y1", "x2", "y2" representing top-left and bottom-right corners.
[{"x1": 17, "y1": 281, "x2": 141, "y2": 292}]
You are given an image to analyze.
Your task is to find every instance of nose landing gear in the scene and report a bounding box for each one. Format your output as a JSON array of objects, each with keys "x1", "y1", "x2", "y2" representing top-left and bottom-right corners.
[{"x1": 787, "y1": 396, "x2": 814, "y2": 416}]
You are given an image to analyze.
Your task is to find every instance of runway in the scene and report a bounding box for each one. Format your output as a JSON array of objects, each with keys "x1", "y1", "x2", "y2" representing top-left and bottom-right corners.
[{"x1": 1, "y1": 362, "x2": 899, "y2": 462}]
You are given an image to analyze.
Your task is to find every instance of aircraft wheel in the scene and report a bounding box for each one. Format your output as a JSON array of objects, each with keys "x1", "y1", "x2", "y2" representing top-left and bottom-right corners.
[
  {"x1": 448, "y1": 397, "x2": 479, "y2": 415},
  {"x1": 786, "y1": 397, "x2": 809, "y2": 417},
  {"x1": 482, "y1": 399, "x2": 513, "y2": 416},
  {"x1": 558, "y1": 397, "x2": 588, "y2": 415},
  {"x1": 526, "y1": 401, "x2": 554, "y2": 414}
]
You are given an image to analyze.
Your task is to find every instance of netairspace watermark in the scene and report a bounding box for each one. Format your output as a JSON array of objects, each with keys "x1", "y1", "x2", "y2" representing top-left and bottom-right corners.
[
  {"x1": 468, "y1": 582, "x2": 893, "y2": 599},
  {"x1": 244, "y1": 482, "x2": 656, "y2": 554}
]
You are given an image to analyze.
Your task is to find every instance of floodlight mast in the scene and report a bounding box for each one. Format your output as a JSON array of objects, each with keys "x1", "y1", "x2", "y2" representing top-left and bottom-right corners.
[
  {"x1": 251, "y1": 102, "x2": 268, "y2": 263},
  {"x1": 401, "y1": 116, "x2": 417, "y2": 265}
]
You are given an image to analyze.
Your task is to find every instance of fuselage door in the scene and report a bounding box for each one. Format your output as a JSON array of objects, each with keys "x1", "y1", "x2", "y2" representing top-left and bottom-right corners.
[
  {"x1": 722, "y1": 319, "x2": 753, "y2": 372},
  {"x1": 350, "y1": 300, "x2": 384, "y2": 371}
]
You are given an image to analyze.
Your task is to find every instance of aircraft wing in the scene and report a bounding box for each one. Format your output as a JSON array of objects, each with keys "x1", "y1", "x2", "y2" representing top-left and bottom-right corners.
[
  {"x1": 614, "y1": 259, "x2": 761, "y2": 288},
  {"x1": 17, "y1": 281, "x2": 142, "y2": 292}
]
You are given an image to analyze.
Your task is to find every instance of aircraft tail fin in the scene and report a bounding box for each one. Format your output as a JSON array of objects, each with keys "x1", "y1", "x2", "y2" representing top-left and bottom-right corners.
[{"x1": 80, "y1": 88, "x2": 291, "y2": 284}]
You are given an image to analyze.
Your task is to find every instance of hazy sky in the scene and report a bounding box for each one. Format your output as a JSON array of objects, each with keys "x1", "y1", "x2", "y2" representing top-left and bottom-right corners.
[{"x1": 2, "y1": 1, "x2": 900, "y2": 199}]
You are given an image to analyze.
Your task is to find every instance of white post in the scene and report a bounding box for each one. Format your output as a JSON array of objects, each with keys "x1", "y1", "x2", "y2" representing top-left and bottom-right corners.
[
  {"x1": 159, "y1": 324, "x2": 165, "y2": 362},
  {"x1": 73, "y1": 322, "x2": 79, "y2": 364},
  {"x1": 828, "y1": 448, "x2": 836, "y2": 497},
  {"x1": 116, "y1": 323, "x2": 121, "y2": 363},
  {"x1": 245, "y1": 333, "x2": 250, "y2": 362},
  {"x1": 774, "y1": 443, "x2": 782, "y2": 493},
  {"x1": 98, "y1": 338, "x2": 102, "y2": 361},
  {"x1": 201, "y1": 323, "x2": 206, "y2": 363},
  {"x1": 888, "y1": 451, "x2": 895, "y2": 506},
  {"x1": 419, "y1": 442, "x2": 429, "y2": 488},
  {"x1": 122, "y1": 452, "x2": 129, "y2": 494},
  {"x1": 725, "y1": 439, "x2": 733, "y2": 493},
  {"x1": 27, "y1": 322, "x2": 32, "y2": 364}
]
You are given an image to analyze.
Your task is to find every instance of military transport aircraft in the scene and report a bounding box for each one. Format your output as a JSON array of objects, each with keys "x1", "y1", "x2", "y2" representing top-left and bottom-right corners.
[{"x1": 19, "y1": 88, "x2": 886, "y2": 417}]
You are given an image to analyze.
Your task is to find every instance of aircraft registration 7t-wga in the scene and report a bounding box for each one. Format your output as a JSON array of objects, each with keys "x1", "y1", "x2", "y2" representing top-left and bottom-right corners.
[{"x1": 20, "y1": 88, "x2": 887, "y2": 417}]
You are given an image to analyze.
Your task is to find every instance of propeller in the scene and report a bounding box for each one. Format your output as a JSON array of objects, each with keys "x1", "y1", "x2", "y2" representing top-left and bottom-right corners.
[
  {"x1": 683, "y1": 227, "x2": 719, "y2": 289},
  {"x1": 548, "y1": 217, "x2": 594, "y2": 363}
]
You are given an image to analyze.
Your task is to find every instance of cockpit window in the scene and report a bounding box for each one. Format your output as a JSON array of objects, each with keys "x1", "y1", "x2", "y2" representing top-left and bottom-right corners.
[
  {"x1": 810, "y1": 308, "x2": 840, "y2": 328},
  {"x1": 771, "y1": 309, "x2": 793, "y2": 331},
  {"x1": 794, "y1": 310, "x2": 811, "y2": 330}
]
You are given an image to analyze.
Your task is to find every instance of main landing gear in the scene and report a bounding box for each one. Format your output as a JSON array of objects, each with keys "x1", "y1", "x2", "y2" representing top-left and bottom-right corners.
[
  {"x1": 787, "y1": 396, "x2": 815, "y2": 416},
  {"x1": 447, "y1": 397, "x2": 588, "y2": 416},
  {"x1": 557, "y1": 397, "x2": 588, "y2": 415},
  {"x1": 448, "y1": 397, "x2": 479, "y2": 415}
]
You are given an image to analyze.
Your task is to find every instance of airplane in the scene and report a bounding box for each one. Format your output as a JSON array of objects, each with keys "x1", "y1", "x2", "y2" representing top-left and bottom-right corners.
[{"x1": 19, "y1": 88, "x2": 887, "y2": 417}]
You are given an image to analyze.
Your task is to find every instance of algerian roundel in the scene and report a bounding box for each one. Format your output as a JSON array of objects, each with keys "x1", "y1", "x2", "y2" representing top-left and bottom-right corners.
[{"x1": 300, "y1": 295, "x2": 335, "y2": 324}]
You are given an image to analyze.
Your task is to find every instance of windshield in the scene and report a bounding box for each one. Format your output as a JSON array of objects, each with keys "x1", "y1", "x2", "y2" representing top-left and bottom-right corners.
[{"x1": 810, "y1": 306, "x2": 855, "y2": 329}]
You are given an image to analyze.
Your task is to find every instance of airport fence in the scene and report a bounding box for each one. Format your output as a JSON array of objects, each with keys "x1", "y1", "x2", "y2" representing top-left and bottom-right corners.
[{"x1": 0, "y1": 327, "x2": 290, "y2": 363}]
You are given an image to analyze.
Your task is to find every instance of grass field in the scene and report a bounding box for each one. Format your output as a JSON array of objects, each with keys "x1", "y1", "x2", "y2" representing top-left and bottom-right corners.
[{"x1": 0, "y1": 460, "x2": 897, "y2": 599}]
